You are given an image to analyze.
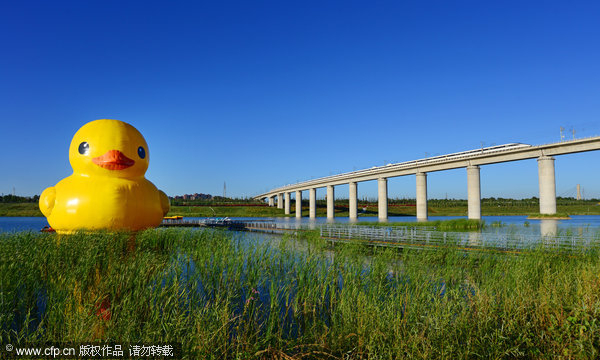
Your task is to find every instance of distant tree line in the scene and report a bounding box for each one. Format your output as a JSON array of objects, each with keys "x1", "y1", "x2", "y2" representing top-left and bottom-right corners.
[
  {"x1": 169, "y1": 196, "x2": 264, "y2": 206},
  {"x1": 0, "y1": 195, "x2": 39, "y2": 203}
]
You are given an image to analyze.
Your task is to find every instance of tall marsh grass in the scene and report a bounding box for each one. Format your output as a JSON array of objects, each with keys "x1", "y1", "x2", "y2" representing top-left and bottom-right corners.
[
  {"x1": 1, "y1": 229, "x2": 600, "y2": 358},
  {"x1": 357, "y1": 218, "x2": 486, "y2": 231}
]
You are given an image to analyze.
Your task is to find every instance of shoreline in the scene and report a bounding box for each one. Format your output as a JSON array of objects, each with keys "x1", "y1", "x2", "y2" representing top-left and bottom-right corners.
[
  {"x1": 2, "y1": 202, "x2": 600, "y2": 218},
  {"x1": 2, "y1": 214, "x2": 598, "y2": 219}
]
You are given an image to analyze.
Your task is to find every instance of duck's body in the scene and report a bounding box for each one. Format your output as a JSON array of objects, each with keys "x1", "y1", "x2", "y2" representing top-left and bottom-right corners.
[
  {"x1": 42, "y1": 175, "x2": 168, "y2": 232},
  {"x1": 39, "y1": 119, "x2": 169, "y2": 233}
]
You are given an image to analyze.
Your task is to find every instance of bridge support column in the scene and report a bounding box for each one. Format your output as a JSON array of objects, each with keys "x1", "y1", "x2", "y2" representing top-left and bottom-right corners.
[
  {"x1": 416, "y1": 172, "x2": 428, "y2": 221},
  {"x1": 378, "y1": 178, "x2": 388, "y2": 221},
  {"x1": 309, "y1": 188, "x2": 316, "y2": 219},
  {"x1": 467, "y1": 165, "x2": 481, "y2": 220},
  {"x1": 277, "y1": 193, "x2": 283, "y2": 209},
  {"x1": 295, "y1": 190, "x2": 302, "y2": 218},
  {"x1": 284, "y1": 192, "x2": 290, "y2": 215},
  {"x1": 326, "y1": 185, "x2": 335, "y2": 220},
  {"x1": 349, "y1": 182, "x2": 358, "y2": 221},
  {"x1": 538, "y1": 156, "x2": 557, "y2": 214},
  {"x1": 268, "y1": 197, "x2": 274, "y2": 207}
]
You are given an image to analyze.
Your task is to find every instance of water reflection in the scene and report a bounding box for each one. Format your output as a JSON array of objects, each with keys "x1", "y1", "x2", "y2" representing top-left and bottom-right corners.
[
  {"x1": 468, "y1": 231, "x2": 482, "y2": 247},
  {"x1": 4, "y1": 216, "x2": 600, "y2": 244},
  {"x1": 540, "y1": 219, "x2": 558, "y2": 237}
]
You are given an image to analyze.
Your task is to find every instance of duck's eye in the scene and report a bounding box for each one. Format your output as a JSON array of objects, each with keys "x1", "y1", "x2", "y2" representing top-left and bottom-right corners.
[
  {"x1": 78, "y1": 142, "x2": 89, "y2": 155},
  {"x1": 138, "y1": 146, "x2": 146, "y2": 159}
]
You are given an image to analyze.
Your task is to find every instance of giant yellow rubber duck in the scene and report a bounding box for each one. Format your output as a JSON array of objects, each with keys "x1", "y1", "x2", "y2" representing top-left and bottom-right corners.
[{"x1": 39, "y1": 119, "x2": 170, "y2": 233}]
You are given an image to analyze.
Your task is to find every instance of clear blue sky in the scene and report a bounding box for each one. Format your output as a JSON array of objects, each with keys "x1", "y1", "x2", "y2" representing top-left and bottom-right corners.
[{"x1": 2, "y1": 1, "x2": 600, "y2": 200}]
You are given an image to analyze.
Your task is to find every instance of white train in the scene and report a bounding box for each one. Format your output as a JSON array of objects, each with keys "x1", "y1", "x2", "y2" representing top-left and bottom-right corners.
[
  {"x1": 409, "y1": 142, "x2": 531, "y2": 165},
  {"x1": 279, "y1": 143, "x2": 532, "y2": 190},
  {"x1": 347, "y1": 143, "x2": 532, "y2": 176}
]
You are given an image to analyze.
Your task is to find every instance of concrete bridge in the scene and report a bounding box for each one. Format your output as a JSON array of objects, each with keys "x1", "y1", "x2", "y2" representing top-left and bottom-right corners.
[{"x1": 254, "y1": 137, "x2": 600, "y2": 221}]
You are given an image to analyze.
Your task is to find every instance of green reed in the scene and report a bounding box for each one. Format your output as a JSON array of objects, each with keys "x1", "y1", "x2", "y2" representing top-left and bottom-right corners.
[
  {"x1": 1, "y1": 228, "x2": 600, "y2": 359},
  {"x1": 356, "y1": 218, "x2": 486, "y2": 231}
]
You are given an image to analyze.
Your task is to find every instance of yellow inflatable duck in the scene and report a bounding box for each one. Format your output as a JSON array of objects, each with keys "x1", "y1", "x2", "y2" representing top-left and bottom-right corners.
[{"x1": 39, "y1": 119, "x2": 170, "y2": 233}]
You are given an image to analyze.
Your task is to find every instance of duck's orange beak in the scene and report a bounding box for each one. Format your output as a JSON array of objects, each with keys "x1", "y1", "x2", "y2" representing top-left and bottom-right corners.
[{"x1": 92, "y1": 150, "x2": 135, "y2": 170}]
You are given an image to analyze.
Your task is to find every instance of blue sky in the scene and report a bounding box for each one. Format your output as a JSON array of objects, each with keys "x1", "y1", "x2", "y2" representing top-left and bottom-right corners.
[{"x1": 1, "y1": 1, "x2": 600, "y2": 200}]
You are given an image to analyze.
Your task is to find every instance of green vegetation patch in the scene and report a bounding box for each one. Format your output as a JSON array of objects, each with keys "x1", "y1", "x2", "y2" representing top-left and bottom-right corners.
[
  {"x1": 167, "y1": 205, "x2": 292, "y2": 217},
  {"x1": 527, "y1": 212, "x2": 572, "y2": 219},
  {"x1": 0, "y1": 202, "x2": 43, "y2": 217},
  {"x1": 356, "y1": 218, "x2": 486, "y2": 231},
  {"x1": 2, "y1": 229, "x2": 600, "y2": 358}
]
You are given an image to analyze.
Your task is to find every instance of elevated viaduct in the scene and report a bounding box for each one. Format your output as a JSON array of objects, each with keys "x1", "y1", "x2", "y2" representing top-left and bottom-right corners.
[{"x1": 254, "y1": 137, "x2": 600, "y2": 221}]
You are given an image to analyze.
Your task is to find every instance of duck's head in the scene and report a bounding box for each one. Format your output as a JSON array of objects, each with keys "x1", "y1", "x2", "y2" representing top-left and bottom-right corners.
[{"x1": 69, "y1": 119, "x2": 150, "y2": 178}]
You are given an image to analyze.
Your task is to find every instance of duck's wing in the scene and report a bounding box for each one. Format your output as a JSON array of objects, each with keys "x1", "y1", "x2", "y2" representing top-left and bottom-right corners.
[
  {"x1": 39, "y1": 187, "x2": 56, "y2": 217},
  {"x1": 159, "y1": 190, "x2": 170, "y2": 216}
]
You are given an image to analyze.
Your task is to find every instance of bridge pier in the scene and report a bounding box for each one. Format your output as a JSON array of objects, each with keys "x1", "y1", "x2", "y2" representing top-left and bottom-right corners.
[
  {"x1": 268, "y1": 196, "x2": 274, "y2": 207},
  {"x1": 378, "y1": 178, "x2": 388, "y2": 221},
  {"x1": 295, "y1": 190, "x2": 302, "y2": 218},
  {"x1": 284, "y1": 192, "x2": 290, "y2": 215},
  {"x1": 309, "y1": 188, "x2": 316, "y2": 219},
  {"x1": 277, "y1": 193, "x2": 283, "y2": 209},
  {"x1": 538, "y1": 156, "x2": 557, "y2": 214},
  {"x1": 349, "y1": 182, "x2": 358, "y2": 221},
  {"x1": 327, "y1": 185, "x2": 335, "y2": 219},
  {"x1": 416, "y1": 172, "x2": 428, "y2": 221},
  {"x1": 467, "y1": 165, "x2": 481, "y2": 220}
]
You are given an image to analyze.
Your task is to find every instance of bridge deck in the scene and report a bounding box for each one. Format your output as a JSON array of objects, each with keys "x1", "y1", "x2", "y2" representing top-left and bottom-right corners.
[{"x1": 256, "y1": 136, "x2": 600, "y2": 198}]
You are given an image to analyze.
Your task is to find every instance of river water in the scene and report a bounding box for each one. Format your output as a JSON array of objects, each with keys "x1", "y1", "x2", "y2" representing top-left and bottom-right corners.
[{"x1": 2, "y1": 215, "x2": 600, "y2": 237}]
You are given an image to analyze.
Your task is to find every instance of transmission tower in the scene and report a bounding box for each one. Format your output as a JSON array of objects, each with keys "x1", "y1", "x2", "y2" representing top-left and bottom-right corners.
[{"x1": 223, "y1": 181, "x2": 226, "y2": 198}]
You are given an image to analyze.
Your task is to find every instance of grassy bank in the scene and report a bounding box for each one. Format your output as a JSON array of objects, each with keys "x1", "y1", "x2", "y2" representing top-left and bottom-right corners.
[
  {"x1": 2, "y1": 198, "x2": 600, "y2": 218},
  {"x1": 356, "y1": 218, "x2": 485, "y2": 231},
  {"x1": 167, "y1": 204, "x2": 290, "y2": 217},
  {"x1": 527, "y1": 212, "x2": 572, "y2": 219},
  {"x1": 0, "y1": 202, "x2": 290, "y2": 218},
  {"x1": 0, "y1": 203, "x2": 43, "y2": 217},
  {"x1": 1, "y1": 228, "x2": 600, "y2": 358},
  {"x1": 169, "y1": 198, "x2": 600, "y2": 217}
]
